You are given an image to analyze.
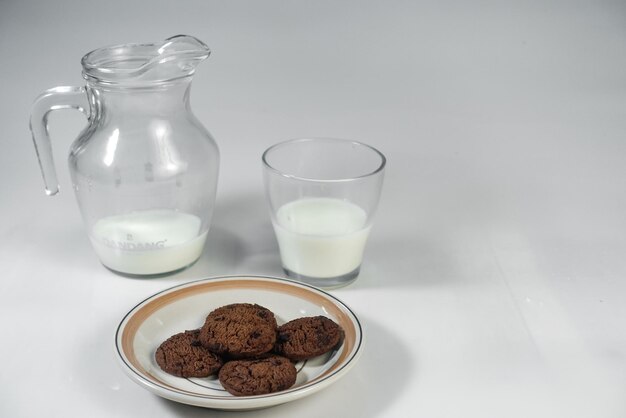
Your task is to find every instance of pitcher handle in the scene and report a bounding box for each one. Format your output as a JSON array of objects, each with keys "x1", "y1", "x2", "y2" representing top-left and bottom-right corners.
[{"x1": 29, "y1": 86, "x2": 91, "y2": 196}]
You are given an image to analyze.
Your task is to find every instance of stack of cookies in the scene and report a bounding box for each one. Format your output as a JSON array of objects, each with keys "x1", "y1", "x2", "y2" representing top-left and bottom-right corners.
[{"x1": 155, "y1": 303, "x2": 344, "y2": 396}]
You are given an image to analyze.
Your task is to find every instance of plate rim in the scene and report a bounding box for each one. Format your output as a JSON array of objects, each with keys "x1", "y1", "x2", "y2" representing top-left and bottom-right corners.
[{"x1": 114, "y1": 274, "x2": 364, "y2": 409}]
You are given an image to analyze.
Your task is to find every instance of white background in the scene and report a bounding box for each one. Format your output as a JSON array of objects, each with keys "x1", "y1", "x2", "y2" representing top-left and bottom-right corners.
[{"x1": 1, "y1": 0, "x2": 625, "y2": 417}]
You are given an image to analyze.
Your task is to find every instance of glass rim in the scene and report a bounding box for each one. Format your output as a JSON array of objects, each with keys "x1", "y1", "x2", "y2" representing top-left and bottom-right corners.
[{"x1": 262, "y1": 137, "x2": 386, "y2": 183}]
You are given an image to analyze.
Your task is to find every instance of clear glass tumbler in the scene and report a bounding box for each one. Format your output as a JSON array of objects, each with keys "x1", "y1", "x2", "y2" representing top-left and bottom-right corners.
[{"x1": 262, "y1": 138, "x2": 386, "y2": 288}]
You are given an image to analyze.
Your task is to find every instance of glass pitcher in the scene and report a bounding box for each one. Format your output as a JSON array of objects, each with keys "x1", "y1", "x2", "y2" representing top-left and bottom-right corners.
[{"x1": 29, "y1": 35, "x2": 220, "y2": 276}]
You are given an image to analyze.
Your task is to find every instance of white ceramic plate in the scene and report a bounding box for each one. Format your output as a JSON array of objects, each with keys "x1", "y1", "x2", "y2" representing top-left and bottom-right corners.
[{"x1": 115, "y1": 275, "x2": 363, "y2": 410}]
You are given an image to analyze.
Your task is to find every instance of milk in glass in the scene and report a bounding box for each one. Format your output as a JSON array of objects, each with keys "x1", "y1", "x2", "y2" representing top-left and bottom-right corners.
[{"x1": 273, "y1": 198, "x2": 371, "y2": 278}]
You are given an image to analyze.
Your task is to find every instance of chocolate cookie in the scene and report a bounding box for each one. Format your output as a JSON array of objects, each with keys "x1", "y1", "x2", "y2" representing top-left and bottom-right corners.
[
  {"x1": 274, "y1": 316, "x2": 344, "y2": 361},
  {"x1": 199, "y1": 303, "x2": 277, "y2": 358},
  {"x1": 218, "y1": 355, "x2": 297, "y2": 396},
  {"x1": 155, "y1": 329, "x2": 223, "y2": 378}
]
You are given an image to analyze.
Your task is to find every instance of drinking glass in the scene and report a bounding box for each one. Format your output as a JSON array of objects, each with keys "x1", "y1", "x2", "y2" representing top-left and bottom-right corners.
[{"x1": 262, "y1": 138, "x2": 385, "y2": 288}]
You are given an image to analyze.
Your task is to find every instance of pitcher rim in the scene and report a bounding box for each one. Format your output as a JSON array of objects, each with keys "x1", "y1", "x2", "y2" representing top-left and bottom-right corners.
[{"x1": 81, "y1": 35, "x2": 210, "y2": 86}]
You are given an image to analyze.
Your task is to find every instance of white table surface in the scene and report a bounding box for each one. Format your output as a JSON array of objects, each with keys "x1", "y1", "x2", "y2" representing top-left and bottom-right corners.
[{"x1": 1, "y1": 1, "x2": 625, "y2": 417}]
